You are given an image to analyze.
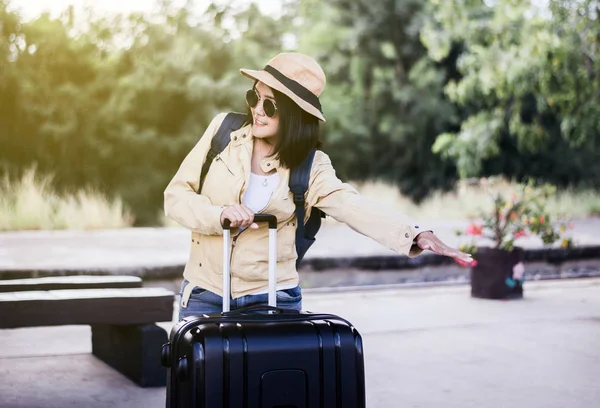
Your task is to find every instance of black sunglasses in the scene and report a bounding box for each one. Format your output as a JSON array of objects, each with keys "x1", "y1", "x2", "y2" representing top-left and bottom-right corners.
[{"x1": 245, "y1": 89, "x2": 278, "y2": 118}]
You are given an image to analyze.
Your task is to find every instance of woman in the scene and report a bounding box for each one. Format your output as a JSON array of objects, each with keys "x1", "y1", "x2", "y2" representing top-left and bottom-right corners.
[{"x1": 164, "y1": 52, "x2": 473, "y2": 320}]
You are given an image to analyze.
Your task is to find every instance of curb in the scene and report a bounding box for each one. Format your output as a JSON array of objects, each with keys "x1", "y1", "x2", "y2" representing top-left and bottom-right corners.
[
  {"x1": 1, "y1": 246, "x2": 599, "y2": 282},
  {"x1": 299, "y1": 245, "x2": 600, "y2": 271}
]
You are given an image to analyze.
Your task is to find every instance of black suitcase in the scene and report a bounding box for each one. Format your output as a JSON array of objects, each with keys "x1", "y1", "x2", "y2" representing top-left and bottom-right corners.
[{"x1": 161, "y1": 214, "x2": 366, "y2": 408}]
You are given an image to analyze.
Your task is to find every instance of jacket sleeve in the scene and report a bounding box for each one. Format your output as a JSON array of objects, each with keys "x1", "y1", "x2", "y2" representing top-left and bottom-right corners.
[
  {"x1": 163, "y1": 112, "x2": 228, "y2": 235},
  {"x1": 306, "y1": 151, "x2": 429, "y2": 257}
]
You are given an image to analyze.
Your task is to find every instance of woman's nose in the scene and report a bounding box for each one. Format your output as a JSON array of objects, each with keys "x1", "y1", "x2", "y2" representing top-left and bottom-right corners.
[{"x1": 254, "y1": 99, "x2": 265, "y2": 116}]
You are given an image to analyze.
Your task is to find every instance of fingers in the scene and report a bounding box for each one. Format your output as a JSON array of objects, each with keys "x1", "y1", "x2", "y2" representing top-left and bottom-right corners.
[
  {"x1": 221, "y1": 206, "x2": 243, "y2": 227},
  {"x1": 240, "y1": 204, "x2": 255, "y2": 223},
  {"x1": 416, "y1": 233, "x2": 474, "y2": 264},
  {"x1": 238, "y1": 204, "x2": 255, "y2": 228},
  {"x1": 440, "y1": 244, "x2": 473, "y2": 263},
  {"x1": 443, "y1": 245, "x2": 474, "y2": 264},
  {"x1": 454, "y1": 251, "x2": 474, "y2": 264},
  {"x1": 220, "y1": 204, "x2": 255, "y2": 228}
]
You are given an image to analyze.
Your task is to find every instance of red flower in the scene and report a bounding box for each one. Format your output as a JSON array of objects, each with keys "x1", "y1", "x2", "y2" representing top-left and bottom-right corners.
[
  {"x1": 539, "y1": 216, "x2": 545, "y2": 224},
  {"x1": 513, "y1": 230, "x2": 526, "y2": 239},
  {"x1": 466, "y1": 222, "x2": 483, "y2": 236}
]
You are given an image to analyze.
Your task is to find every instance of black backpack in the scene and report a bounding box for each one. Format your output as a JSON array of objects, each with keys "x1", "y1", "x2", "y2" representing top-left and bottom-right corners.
[{"x1": 197, "y1": 112, "x2": 325, "y2": 266}]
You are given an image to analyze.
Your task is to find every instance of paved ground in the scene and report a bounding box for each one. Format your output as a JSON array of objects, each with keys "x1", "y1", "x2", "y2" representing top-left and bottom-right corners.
[
  {"x1": 1, "y1": 278, "x2": 599, "y2": 408},
  {"x1": 0, "y1": 218, "x2": 598, "y2": 273}
]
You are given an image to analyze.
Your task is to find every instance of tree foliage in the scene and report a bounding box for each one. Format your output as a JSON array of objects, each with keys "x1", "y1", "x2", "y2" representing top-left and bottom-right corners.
[
  {"x1": 423, "y1": 0, "x2": 600, "y2": 182},
  {"x1": 294, "y1": 0, "x2": 459, "y2": 201},
  {"x1": 0, "y1": 0, "x2": 290, "y2": 224},
  {"x1": 1, "y1": 0, "x2": 598, "y2": 226}
]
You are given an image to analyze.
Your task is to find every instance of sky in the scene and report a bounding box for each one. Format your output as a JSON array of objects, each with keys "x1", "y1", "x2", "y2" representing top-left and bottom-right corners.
[{"x1": 11, "y1": 0, "x2": 284, "y2": 21}]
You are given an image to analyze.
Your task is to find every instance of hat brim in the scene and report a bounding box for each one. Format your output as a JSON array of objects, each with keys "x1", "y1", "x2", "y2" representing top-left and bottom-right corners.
[{"x1": 240, "y1": 68, "x2": 326, "y2": 122}]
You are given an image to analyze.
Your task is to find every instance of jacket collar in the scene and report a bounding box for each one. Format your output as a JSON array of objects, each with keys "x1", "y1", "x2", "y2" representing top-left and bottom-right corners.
[
  {"x1": 230, "y1": 124, "x2": 252, "y2": 146},
  {"x1": 230, "y1": 124, "x2": 282, "y2": 172}
]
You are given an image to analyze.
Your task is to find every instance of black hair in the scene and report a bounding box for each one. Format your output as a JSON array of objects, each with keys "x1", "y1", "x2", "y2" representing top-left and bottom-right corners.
[{"x1": 245, "y1": 83, "x2": 322, "y2": 169}]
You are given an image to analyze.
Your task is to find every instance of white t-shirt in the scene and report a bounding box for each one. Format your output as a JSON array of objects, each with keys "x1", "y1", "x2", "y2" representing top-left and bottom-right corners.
[{"x1": 242, "y1": 172, "x2": 280, "y2": 213}]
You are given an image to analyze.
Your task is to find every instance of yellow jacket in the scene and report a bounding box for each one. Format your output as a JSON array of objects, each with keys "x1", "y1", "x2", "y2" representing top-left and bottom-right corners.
[{"x1": 164, "y1": 113, "x2": 424, "y2": 304}]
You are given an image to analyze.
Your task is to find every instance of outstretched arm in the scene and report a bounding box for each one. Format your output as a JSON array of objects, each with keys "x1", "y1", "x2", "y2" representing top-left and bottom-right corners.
[{"x1": 306, "y1": 151, "x2": 473, "y2": 264}]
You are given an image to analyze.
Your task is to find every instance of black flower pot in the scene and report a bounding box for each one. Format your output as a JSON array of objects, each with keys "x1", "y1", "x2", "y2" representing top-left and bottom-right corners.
[{"x1": 470, "y1": 247, "x2": 525, "y2": 300}]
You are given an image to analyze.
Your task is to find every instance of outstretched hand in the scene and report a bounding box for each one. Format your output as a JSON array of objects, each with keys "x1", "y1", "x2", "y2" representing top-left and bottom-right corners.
[{"x1": 415, "y1": 231, "x2": 474, "y2": 265}]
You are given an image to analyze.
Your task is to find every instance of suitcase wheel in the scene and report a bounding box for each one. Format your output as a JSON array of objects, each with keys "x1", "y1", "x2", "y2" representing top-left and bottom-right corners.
[
  {"x1": 176, "y1": 356, "x2": 188, "y2": 382},
  {"x1": 160, "y1": 343, "x2": 171, "y2": 368}
]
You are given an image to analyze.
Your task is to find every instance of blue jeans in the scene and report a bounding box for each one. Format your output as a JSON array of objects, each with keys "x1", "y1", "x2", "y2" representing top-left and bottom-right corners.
[{"x1": 178, "y1": 280, "x2": 303, "y2": 321}]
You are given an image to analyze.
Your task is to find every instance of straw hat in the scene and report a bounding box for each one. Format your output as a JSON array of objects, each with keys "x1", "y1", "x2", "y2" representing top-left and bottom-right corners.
[{"x1": 240, "y1": 53, "x2": 326, "y2": 122}]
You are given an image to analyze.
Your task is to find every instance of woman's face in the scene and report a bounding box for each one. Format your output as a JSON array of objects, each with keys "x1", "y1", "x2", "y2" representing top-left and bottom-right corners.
[{"x1": 250, "y1": 81, "x2": 279, "y2": 142}]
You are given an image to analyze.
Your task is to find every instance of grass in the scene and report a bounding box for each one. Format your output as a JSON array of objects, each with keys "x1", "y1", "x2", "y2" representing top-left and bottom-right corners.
[
  {"x1": 0, "y1": 168, "x2": 134, "y2": 231},
  {"x1": 339, "y1": 177, "x2": 600, "y2": 222},
  {"x1": 2, "y1": 168, "x2": 597, "y2": 231}
]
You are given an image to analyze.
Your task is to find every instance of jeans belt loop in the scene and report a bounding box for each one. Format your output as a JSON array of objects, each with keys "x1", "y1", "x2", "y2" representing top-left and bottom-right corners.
[{"x1": 181, "y1": 283, "x2": 195, "y2": 308}]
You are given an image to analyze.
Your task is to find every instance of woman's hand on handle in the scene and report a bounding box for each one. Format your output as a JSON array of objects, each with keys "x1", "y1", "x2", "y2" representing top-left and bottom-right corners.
[
  {"x1": 414, "y1": 231, "x2": 474, "y2": 265},
  {"x1": 220, "y1": 204, "x2": 259, "y2": 229}
]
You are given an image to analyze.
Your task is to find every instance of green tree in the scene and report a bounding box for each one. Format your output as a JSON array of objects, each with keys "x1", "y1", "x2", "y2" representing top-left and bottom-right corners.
[
  {"x1": 295, "y1": 0, "x2": 459, "y2": 201},
  {"x1": 423, "y1": 0, "x2": 600, "y2": 183},
  {"x1": 0, "y1": 0, "x2": 27, "y2": 174},
  {"x1": 97, "y1": 1, "x2": 292, "y2": 223},
  {"x1": 0, "y1": 0, "x2": 295, "y2": 225}
]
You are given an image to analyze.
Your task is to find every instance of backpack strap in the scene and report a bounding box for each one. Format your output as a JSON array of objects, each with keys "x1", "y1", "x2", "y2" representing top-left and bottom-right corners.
[
  {"x1": 289, "y1": 149, "x2": 325, "y2": 266},
  {"x1": 198, "y1": 112, "x2": 247, "y2": 192}
]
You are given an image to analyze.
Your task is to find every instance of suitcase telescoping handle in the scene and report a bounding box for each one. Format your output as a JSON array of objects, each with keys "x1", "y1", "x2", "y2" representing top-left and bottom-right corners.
[{"x1": 222, "y1": 214, "x2": 278, "y2": 312}]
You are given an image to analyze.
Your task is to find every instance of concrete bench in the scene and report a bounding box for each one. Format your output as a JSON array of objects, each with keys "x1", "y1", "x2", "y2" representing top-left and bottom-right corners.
[
  {"x1": 0, "y1": 275, "x2": 143, "y2": 292},
  {"x1": 0, "y1": 276, "x2": 175, "y2": 387}
]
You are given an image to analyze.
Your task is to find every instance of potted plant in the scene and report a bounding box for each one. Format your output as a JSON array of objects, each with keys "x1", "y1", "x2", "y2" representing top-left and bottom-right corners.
[{"x1": 455, "y1": 179, "x2": 573, "y2": 300}]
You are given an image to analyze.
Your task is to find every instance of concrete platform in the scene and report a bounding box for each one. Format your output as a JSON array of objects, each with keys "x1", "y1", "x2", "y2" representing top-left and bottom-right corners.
[{"x1": 1, "y1": 278, "x2": 599, "y2": 408}]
